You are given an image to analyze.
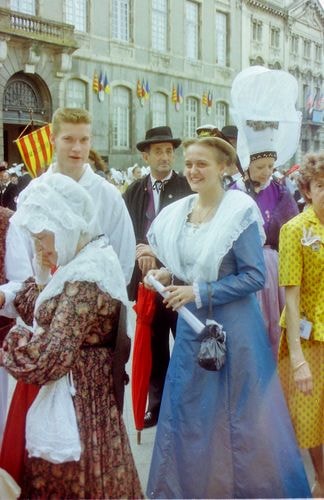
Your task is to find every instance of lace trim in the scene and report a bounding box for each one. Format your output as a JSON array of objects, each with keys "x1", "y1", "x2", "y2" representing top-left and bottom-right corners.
[{"x1": 35, "y1": 238, "x2": 128, "y2": 314}]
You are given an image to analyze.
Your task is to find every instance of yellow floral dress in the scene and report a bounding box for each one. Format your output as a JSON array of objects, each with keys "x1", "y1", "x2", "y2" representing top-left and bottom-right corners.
[{"x1": 278, "y1": 206, "x2": 324, "y2": 449}]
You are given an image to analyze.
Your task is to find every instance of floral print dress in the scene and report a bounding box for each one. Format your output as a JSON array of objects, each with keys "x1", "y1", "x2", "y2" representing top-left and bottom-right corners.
[{"x1": 3, "y1": 280, "x2": 143, "y2": 499}]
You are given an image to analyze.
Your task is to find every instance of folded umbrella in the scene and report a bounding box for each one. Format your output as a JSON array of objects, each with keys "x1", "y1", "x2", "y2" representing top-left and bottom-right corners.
[{"x1": 131, "y1": 283, "x2": 157, "y2": 444}]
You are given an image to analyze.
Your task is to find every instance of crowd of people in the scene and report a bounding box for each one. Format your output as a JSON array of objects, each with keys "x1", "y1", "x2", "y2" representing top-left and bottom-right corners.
[{"x1": 0, "y1": 66, "x2": 322, "y2": 499}]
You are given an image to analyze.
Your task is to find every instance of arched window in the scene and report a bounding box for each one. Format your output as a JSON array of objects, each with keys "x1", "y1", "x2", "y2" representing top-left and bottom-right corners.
[
  {"x1": 185, "y1": 97, "x2": 199, "y2": 137},
  {"x1": 113, "y1": 86, "x2": 130, "y2": 149},
  {"x1": 151, "y1": 92, "x2": 167, "y2": 127},
  {"x1": 66, "y1": 79, "x2": 87, "y2": 108},
  {"x1": 215, "y1": 102, "x2": 227, "y2": 129}
]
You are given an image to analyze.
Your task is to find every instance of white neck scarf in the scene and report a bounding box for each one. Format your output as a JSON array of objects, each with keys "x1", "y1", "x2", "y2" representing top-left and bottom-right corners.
[{"x1": 147, "y1": 190, "x2": 265, "y2": 282}]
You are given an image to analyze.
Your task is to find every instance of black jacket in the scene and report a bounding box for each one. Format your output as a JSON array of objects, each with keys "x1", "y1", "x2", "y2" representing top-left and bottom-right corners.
[{"x1": 123, "y1": 171, "x2": 192, "y2": 299}]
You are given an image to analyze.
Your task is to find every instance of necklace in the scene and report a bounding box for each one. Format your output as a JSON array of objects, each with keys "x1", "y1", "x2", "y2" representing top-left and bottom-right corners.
[
  {"x1": 189, "y1": 194, "x2": 224, "y2": 227},
  {"x1": 193, "y1": 204, "x2": 216, "y2": 224}
]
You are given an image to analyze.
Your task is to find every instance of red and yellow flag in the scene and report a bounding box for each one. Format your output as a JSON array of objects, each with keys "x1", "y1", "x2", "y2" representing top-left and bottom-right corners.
[
  {"x1": 93, "y1": 71, "x2": 99, "y2": 93},
  {"x1": 15, "y1": 124, "x2": 53, "y2": 178},
  {"x1": 171, "y1": 84, "x2": 177, "y2": 103}
]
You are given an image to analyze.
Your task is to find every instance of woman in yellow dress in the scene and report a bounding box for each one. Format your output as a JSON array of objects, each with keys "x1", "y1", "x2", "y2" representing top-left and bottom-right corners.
[{"x1": 278, "y1": 152, "x2": 324, "y2": 497}]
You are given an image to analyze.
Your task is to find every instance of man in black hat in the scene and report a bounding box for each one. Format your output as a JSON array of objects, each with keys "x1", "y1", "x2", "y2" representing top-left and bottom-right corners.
[
  {"x1": 221, "y1": 125, "x2": 238, "y2": 149},
  {"x1": 124, "y1": 126, "x2": 192, "y2": 428}
]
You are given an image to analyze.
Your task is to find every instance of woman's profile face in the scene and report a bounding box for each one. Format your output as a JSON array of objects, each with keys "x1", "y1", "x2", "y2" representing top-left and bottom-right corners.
[
  {"x1": 249, "y1": 157, "x2": 275, "y2": 185},
  {"x1": 184, "y1": 143, "x2": 224, "y2": 193},
  {"x1": 32, "y1": 230, "x2": 58, "y2": 268}
]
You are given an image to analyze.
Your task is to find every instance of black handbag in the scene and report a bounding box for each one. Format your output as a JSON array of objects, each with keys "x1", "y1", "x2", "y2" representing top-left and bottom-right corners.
[{"x1": 197, "y1": 284, "x2": 226, "y2": 371}]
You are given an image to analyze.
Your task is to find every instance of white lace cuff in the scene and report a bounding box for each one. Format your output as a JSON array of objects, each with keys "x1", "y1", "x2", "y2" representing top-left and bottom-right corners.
[{"x1": 193, "y1": 281, "x2": 202, "y2": 309}]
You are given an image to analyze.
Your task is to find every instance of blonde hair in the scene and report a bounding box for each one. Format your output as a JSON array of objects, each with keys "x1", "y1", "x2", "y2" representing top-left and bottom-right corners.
[
  {"x1": 297, "y1": 152, "x2": 324, "y2": 204},
  {"x1": 51, "y1": 108, "x2": 92, "y2": 135},
  {"x1": 182, "y1": 137, "x2": 236, "y2": 167}
]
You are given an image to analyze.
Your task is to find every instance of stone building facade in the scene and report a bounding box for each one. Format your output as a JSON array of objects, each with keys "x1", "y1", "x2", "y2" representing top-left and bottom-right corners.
[{"x1": 0, "y1": 0, "x2": 322, "y2": 172}]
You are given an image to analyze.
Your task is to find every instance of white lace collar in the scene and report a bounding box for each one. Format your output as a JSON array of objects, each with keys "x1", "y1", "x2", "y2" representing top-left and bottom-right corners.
[{"x1": 147, "y1": 190, "x2": 265, "y2": 282}]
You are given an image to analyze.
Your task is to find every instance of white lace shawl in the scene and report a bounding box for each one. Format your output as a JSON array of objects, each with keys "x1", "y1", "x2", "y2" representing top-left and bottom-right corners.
[
  {"x1": 147, "y1": 190, "x2": 265, "y2": 283},
  {"x1": 35, "y1": 237, "x2": 129, "y2": 314}
]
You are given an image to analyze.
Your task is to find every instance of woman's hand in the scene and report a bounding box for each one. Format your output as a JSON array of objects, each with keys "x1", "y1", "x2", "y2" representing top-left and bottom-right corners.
[
  {"x1": 144, "y1": 268, "x2": 172, "y2": 290},
  {"x1": 292, "y1": 360, "x2": 313, "y2": 395},
  {"x1": 163, "y1": 285, "x2": 195, "y2": 310}
]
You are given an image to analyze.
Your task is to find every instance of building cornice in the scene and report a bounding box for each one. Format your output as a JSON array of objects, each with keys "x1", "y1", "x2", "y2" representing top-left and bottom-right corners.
[{"x1": 245, "y1": 0, "x2": 287, "y2": 18}]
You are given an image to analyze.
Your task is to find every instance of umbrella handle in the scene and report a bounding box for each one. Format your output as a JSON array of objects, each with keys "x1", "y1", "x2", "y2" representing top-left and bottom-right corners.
[{"x1": 137, "y1": 430, "x2": 141, "y2": 445}]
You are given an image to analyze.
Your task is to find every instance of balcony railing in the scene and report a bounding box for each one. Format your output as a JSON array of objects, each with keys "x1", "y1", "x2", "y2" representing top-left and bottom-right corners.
[{"x1": 0, "y1": 7, "x2": 78, "y2": 50}]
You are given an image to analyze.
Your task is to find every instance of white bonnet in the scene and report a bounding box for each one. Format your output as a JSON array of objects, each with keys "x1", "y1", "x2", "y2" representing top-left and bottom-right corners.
[
  {"x1": 231, "y1": 66, "x2": 302, "y2": 169},
  {"x1": 12, "y1": 173, "x2": 100, "y2": 266}
]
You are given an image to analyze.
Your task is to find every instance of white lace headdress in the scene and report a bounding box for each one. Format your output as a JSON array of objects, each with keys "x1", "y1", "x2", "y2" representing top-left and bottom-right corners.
[
  {"x1": 11, "y1": 173, "x2": 128, "y2": 309},
  {"x1": 230, "y1": 66, "x2": 302, "y2": 170}
]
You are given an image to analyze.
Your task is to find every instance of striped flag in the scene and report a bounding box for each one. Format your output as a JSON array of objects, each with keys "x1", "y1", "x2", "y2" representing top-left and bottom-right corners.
[
  {"x1": 202, "y1": 91, "x2": 208, "y2": 106},
  {"x1": 93, "y1": 71, "x2": 99, "y2": 93},
  {"x1": 171, "y1": 84, "x2": 177, "y2": 103},
  {"x1": 137, "y1": 79, "x2": 142, "y2": 98},
  {"x1": 15, "y1": 124, "x2": 53, "y2": 178}
]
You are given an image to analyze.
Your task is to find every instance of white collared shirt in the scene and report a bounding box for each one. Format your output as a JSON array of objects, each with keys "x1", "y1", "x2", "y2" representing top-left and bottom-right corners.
[{"x1": 150, "y1": 171, "x2": 173, "y2": 214}]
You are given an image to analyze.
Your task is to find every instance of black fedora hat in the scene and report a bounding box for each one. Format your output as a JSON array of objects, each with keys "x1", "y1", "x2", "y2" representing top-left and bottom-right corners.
[
  {"x1": 136, "y1": 126, "x2": 181, "y2": 152},
  {"x1": 221, "y1": 125, "x2": 238, "y2": 140}
]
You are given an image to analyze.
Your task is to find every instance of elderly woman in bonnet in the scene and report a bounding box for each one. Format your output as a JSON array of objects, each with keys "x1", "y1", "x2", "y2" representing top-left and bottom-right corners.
[
  {"x1": 230, "y1": 67, "x2": 300, "y2": 358},
  {"x1": 278, "y1": 152, "x2": 324, "y2": 498},
  {"x1": 143, "y1": 136, "x2": 310, "y2": 499},
  {"x1": 0, "y1": 174, "x2": 143, "y2": 499}
]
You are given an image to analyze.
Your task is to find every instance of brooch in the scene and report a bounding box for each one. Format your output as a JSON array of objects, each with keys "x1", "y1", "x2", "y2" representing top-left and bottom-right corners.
[{"x1": 301, "y1": 227, "x2": 322, "y2": 252}]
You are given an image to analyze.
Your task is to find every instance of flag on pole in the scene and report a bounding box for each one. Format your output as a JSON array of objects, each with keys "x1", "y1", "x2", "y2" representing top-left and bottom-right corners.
[
  {"x1": 15, "y1": 124, "x2": 53, "y2": 178},
  {"x1": 202, "y1": 91, "x2": 208, "y2": 106},
  {"x1": 305, "y1": 88, "x2": 314, "y2": 112},
  {"x1": 171, "y1": 84, "x2": 177, "y2": 103},
  {"x1": 314, "y1": 91, "x2": 324, "y2": 111},
  {"x1": 179, "y1": 84, "x2": 184, "y2": 104},
  {"x1": 104, "y1": 73, "x2": 110, "y2": 94},
  {"x1": 137, "y1": 79, "x2": 143, "y2": 98},
  {"x1": 98, "y1": 71, "x2": 104, "y2": 93},
  {"x1": 141, "y1": 79, "x2": 146, "y2": 98},
  {"x1": 93, "y1": 71, "x2": 99, "y2": 93},
  {"x1": 145, "y1": 80, "x2": 150, "y2": 99},
  {"x1": 207, "y1": 91, "x2": 213, "y2": 108}
]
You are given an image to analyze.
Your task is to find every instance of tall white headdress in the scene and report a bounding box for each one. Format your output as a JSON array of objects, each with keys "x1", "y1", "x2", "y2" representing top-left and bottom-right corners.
[{"x1": 230, "y1": 66, "x2": 302, "y2": 170}]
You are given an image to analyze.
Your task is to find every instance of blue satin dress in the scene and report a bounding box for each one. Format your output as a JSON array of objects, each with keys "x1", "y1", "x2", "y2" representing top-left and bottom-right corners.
[{"x1": 146, "y1": 223, "x2": 311, "y2": 499}]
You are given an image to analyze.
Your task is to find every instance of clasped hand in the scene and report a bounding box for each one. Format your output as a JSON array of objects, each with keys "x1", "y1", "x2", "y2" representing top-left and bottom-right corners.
[{"x1": 136, "y1": 243, "x2": 158, "y2": 277}]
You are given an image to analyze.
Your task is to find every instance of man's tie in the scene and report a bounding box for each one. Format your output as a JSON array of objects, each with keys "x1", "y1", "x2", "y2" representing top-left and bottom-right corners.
[{"x1": 152, "y1": 179, "x2": 169, "y2": 193}]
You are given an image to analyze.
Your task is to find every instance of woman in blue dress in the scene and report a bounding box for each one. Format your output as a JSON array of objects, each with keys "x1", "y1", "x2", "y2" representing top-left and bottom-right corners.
[{"x1": 145, "y1": 136, "x2": 310, "y2": 499}]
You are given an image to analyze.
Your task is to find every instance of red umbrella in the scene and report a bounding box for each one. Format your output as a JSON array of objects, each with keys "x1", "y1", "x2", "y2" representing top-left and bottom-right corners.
[{"x1": 131, "y1": 283, "x2": 156, "y2": 444}]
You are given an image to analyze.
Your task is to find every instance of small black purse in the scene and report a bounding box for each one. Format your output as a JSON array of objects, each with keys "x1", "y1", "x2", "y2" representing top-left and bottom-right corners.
[{"x1": 197, "y1": 284, "x2": 226, "y2": 371}]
